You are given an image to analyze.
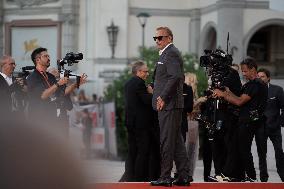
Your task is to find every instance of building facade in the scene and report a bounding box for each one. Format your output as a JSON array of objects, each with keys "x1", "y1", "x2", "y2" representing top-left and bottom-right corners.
[{"x1": 1, "y1": 0, "x2": 284, "y2": 96}]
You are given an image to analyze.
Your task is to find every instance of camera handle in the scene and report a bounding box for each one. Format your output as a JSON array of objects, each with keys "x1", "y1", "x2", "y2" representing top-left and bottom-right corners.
[{"x1": 65, "y1": 72, "x2": 81, "y2": 89}]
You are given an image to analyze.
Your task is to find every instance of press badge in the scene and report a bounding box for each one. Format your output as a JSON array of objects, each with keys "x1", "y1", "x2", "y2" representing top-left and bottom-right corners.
[
  {"x1": 50, "y1": 94, "x2": 57, "y2": 102},
  {"x1": 50, "y1": 96, "x2": 56, "y2": 102},
  {"x1": 57, "y1": 109, "x2": 61, "y2": 117}
]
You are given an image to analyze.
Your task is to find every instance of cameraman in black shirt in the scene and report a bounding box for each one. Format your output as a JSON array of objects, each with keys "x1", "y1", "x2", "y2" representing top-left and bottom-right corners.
[
  {"x1": 213, "y1": 57, "x2": 268, "y2": 182},
  {"x1": 27, "y1": 47, "x2": 87, "y2": 129},
  {"x1": 208, "y1": 66, "x2": 242, "y2": 181}
]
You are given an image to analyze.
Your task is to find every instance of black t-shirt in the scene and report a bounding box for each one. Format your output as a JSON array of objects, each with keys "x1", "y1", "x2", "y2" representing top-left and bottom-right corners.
[
  {"x1": 216, "y1": 67, "x2": 242, "y2": 116},
  {"x1": 239, "y1": 78, "x2": 268, "y2": 121},
  {"x1": 223, "y1": 68, "x2": 242, "y2": 97},
  {"x1": 27, "y1": 69, "x2": 57, "y2": 120}
]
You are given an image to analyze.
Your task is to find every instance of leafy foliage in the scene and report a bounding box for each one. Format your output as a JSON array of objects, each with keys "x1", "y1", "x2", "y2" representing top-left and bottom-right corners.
[{"x1": 104, "y1": 46, "x2": 208, "y2": 159}]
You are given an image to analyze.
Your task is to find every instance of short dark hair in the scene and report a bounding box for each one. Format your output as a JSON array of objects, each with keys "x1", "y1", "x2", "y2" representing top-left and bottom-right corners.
[
  {"x1": 31, "y1": 47, "x2": 47, "y2": 65},
  {"x1": 258, "y1": 68, "x2": 270, "y2": 78},
  {"x1": 131, "y1": 61, "x2": 145, "y2": 75},
  {"x1": 240, "y1": 57, "x2": 257, "y2": 70}
]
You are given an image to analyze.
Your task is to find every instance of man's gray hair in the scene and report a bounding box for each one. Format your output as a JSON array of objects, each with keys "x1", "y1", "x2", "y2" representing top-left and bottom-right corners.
[
  {"x1": 131, "y1": 61, "x2": 145, "y2": 75},
  {"x1": 0, "y1": 55, "x2": 13, "y2": 70}
]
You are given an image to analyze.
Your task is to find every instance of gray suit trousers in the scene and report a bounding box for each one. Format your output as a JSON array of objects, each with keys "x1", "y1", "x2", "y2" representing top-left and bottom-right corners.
[{"x1": 158, "y1": 109, "x2": 190, "y2": 179}]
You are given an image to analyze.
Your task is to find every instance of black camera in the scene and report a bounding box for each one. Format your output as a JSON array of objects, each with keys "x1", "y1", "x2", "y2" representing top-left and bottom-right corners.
[
  {"x1": 57, "y1": 52, "x2": 83, "y2": 89},
  {"x1": 58, "y1": 52, "x2": 83, "y2": 67},
  {"x1": 15, "y1": 66, "x2": 35, "y2": 84},
  {"x1": 200, "y1": 49, "x2": 232, "y2": 68},
  {"x1": 200, "y1": 49, "x2": 233, "y2": 94}
]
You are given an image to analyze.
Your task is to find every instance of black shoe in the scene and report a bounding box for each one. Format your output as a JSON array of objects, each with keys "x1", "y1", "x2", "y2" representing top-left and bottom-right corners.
[
  {"x1": 188, "y1": 176, "x2": 193, "y2": 182},
  {"x1": 204, "y1": 177, "x2": 210, "y2": 182},
  {"x1": 242, "y1": 176, "x2": 257, "y2": 182},
  {"x1": 174, "y1": 173, "x2": 178, "y2": 179},
  {"x1": 172, "y1": 178, "x2": 190, "y2": 186},
  {"x1": 260, "y1": 177, "x2": 268, "y2": 182},
  {"x1": 150, "y1": 178, "x2": 173, "y2": 187}
]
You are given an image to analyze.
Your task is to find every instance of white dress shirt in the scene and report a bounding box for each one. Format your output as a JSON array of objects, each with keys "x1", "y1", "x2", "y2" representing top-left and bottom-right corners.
[
  {"x1": 0, "y1": 72, "x2": 13, "y2": 86},
  {"x1": 159, "y1": 43, "x2": 173, "y2": 56}
]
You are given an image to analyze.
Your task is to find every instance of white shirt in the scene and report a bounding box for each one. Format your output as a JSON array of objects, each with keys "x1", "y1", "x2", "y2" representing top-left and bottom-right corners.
[
  {"x1": 159, "y1": 43, "x2": 173, "y2": 56},
  {"x1": 0, "y1": 72, "x2": 13, "y2": 86}
]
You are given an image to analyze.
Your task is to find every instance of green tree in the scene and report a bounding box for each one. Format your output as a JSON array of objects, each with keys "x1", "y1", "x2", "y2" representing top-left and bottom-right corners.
[{"x1": 104, "y1": 47, "x2": 207, "y2": 159}]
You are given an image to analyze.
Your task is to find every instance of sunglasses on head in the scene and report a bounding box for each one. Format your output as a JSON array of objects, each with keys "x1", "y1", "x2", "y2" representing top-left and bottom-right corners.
[{"x1": 153, "y1": 36, "x2": 168, "y2": 41}]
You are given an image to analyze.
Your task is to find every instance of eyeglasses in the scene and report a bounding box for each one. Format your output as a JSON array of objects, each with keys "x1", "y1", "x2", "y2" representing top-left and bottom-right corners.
[
  {"x1": 41, "y1": 54, "x2": 50, "y2": 58},
  {"x1": 153, "y1": 36, "x2": 168, "y2": 41}
]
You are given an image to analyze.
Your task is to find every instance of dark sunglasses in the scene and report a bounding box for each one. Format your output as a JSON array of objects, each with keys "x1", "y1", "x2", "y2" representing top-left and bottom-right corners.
[{"x1": 153, "y1": 36, "x2": 168, "y2": 41}]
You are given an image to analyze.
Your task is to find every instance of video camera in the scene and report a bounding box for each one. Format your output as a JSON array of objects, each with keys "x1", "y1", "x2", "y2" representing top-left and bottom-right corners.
[
  {"x1": 15, "y1": 66, "x2": 35, "y2": 84},
  {"x1": 197, "y1": 33, "x2": 237, "y2": 140},
  {"x1": 200, "y1": 48, "x2": 232, "y2": 94},
  {"x1": 57, "y1": 52, "x2": 83, "y2": 89},
  {"x1": 58, "y1": 52, "x2": 83, "y2": 67}
]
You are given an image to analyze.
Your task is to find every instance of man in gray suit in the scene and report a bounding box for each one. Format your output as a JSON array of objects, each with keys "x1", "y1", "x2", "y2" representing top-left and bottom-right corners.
[
  {"x1": 257, "y1": 68, "x2": 284, "y2": 182},
  {"x1": 150, "y1": 27, "x2": 190, "y2": 187}
]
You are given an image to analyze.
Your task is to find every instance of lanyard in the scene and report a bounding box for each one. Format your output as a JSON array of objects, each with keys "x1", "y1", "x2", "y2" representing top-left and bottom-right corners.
[{"x1": 40, "y1": 71, "x2": 52, "y2": 88}]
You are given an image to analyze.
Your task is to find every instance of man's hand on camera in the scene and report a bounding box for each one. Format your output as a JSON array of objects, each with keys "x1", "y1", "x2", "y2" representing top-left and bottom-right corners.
[
  {"x1": 14, "y1": 78, "x2": 28, "y2": 92},
  {"x1": 15, "y1": 78, "x2": 24, "y2": 86},
  {"x1": 196, "y1": 96, "x2": 207, "y2": 104},
  {"x1": 213, "y1": 89, "x2": 225, "y2": 98},
  {"x1": 79, "y1": 73, "x2": 88, "y2": 86},
  {"x1": 57, "y1": 77, "x2": 69, "y2": 86}
]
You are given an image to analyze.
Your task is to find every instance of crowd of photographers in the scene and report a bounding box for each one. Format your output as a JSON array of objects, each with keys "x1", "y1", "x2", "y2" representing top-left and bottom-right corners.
[
  {"x1": 197, "y1": 50, "x2": 284, "y2": 183},
  {"x1": 0, "y1": 47, "x2": 87, "y2": 135},
  {"x1": 1, "y1": 44, "x2": 284, "y2": 184}
]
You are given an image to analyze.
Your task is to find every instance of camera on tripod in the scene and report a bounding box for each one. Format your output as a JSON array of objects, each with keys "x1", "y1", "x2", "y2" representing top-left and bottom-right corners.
[{"x1": 57, "y1": 52, "x2": 83, "y2": 88}]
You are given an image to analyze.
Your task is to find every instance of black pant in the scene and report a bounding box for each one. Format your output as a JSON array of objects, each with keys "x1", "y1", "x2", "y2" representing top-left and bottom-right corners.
[
  {"x1": 223, "y1": 115, "x2": 245, "y2": 180},
  {"x1": 254, "y1": 123, "x2": 268, "y2": 181},
  {"x1": 256, "y1": 127, "x2": 284, "y2": 181},
  {"x1": 238, "y1": 121, "x2": 259, "y2": 179},
  {"x1": 199, "y1": 125, "x2": 214, "y2": 181},
  {"x1": 125, "y1": 127, "x2": 151, "y2": 181},
  {"x1": 212, "y1": 129, "x2": 226, "y2": 175},
  {"x1": 148, "y1": 125, "x2": 161, "y2": 181}
]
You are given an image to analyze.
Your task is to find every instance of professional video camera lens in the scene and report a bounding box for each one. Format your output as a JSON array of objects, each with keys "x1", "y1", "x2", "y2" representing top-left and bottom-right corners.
[{"x1": 65, "y1": 52, "x2": 83, "y2": 61}]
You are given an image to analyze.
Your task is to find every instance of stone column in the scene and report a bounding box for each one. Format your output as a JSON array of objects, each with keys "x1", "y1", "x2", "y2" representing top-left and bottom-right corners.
[
  {"x1": 189, "y1": 9, "x2": 201, "y2": 55},
  {"x1": 59, "y1": 0, "x2": 80, "y2": 55},
  {"x1": 217, "y1": 0, "x2": 244, "y2": 64}
]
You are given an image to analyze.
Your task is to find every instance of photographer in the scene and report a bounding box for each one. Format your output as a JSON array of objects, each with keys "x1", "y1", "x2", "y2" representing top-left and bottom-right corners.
[
  {"x1": 213, "y1": 57, "x2": 268, "y2": 182},
  {"x1": 0, "y1": 55, "x2": 26, "y2": 118},
  {"x1": 199, "y1": 49, "x2": 242, "y2": 181},
  {"x1": 27, "y1": 47, "x2": 87, "y2": 129}
]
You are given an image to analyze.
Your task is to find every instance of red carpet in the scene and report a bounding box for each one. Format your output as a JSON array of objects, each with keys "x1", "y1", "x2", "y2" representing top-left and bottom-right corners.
[{"x1": 90, "y1": 182, "x2": 284, "y2": 189}]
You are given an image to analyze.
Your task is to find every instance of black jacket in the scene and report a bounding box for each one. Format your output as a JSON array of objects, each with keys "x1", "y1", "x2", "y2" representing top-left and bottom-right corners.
[
  {"x1": 26, "y1": 69, "x2": 57, "y2": 119},
  {"x1": 0, "y1": 74, "x2": 13, "y2": 114},
  {"x1": 181, "y1": 83, "x2": 194, "y2": 134},
  {"x1": 265, "y1": 84, "x2": 284, "y2": 130},
  {"x1": 124, "y1": 76, "x2": 154, "y2": 129},
  {"x1": 0, "y1": 74, "x2": 21, "y2": 115}
]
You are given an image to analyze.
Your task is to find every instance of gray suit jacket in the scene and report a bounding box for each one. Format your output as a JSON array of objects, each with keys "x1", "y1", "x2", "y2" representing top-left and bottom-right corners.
[
  {"x1": 264, "y1": 83, "x2": 284, "y2": 131},
  {"x1": 152, "y1": 44, "x2": 184, "y2": 111}
]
